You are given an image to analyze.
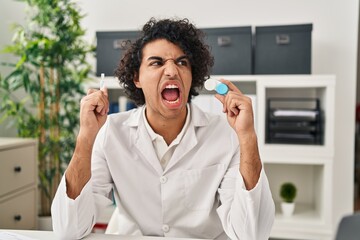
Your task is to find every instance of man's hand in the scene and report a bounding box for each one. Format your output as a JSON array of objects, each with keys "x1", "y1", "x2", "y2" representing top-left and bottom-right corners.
[
  {"x1": 79, "y1": 88, "x2": 109, "y2": 141},
  {"x1": 214, "y1": 79, "x2": 255, "y2": 139}
]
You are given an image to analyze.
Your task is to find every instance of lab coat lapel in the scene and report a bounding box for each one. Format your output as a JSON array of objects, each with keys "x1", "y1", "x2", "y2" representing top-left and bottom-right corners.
[
  {"x1": 126, "y1": 107, "x2": 164, "y2": 176},
  {"x1": 164, "y1": 122, "x2": 197, "y2": 172},
  {"x1": 164, "y1": 104, "x2": 209, "y2": 172}
]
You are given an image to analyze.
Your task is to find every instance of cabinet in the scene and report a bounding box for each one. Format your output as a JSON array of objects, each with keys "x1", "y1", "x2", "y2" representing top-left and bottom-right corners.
[
  {"x1": 255, "y1": 75, "x2": 335, "y2": 240},
  {"x1": 0, "y1": 138, "x2": 38, "y2": 230},
  {"x1": 87, "y1": 75, "x2": 336, "y2": 240}
]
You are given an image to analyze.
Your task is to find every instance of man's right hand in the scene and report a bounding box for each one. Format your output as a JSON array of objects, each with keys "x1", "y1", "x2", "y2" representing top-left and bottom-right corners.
[{"x1": 78, "y1": 88, "x2": 109, "y2": 141}]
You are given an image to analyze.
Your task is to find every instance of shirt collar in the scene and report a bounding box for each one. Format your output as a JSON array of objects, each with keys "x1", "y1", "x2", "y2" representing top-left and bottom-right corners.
[
  {"x1": 142, "y1": 104, "x2": 191, "y2": 144},
  {"x1": 124, "y1": 102, "x2": 210, "y2": 128}
]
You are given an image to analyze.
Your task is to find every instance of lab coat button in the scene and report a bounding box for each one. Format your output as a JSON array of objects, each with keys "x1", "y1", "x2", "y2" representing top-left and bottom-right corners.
[
  {"x1": 162, "y1": 224, "x2": 170, "y2": 232},
  {"x1": 160, "y1": 176, "x2": 167, "y2": 184}
]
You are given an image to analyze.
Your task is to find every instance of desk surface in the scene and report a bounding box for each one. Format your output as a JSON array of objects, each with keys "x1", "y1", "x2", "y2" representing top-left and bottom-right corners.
[{"x1": 0, "y1": 230, "x2": 207, "y2": 240}]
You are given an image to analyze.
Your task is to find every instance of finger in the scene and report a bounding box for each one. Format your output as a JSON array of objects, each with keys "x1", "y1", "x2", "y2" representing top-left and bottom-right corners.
[
  {"x1": 95, "y1": 104, "x2": 107, "y2": 115},
  {"x1": 97, "y1": 95, "x2": 110, "y2": 115},
  {"x1": 227, "y1": 110, "x2": 235, "y2": 118},
  {"x1": 99, "y1": 88, "x2": 109, "y2": 113},
  {"x1": 95, "y1": 97, "x2": 108, "y2": 114},
  {"x1": 82, "y1": 90, "x2": 109, "y2": 114},
  {"x1": 98, "y1": 90, "x2": 109, "y2": 109},
  {"x1": 229, "y1": 98, "x2": 240, "y2": 116},
  {"x1": 219, "y1": 79, "x2": 242, "y2": 94},
  {"x1": 223, "y1": 92, "x2": 236, "y2": 114},
  {"x1": 224, "y1": 92, "x2": 249, "y2": 116},
  {"x1": 83, "y1": 90, "x2": 107, "y2": 104},
  {"x1": 87, "y1": 88, "x2": 97, "y2": 95},
  {"x1": 225, "y1": 96, "x2": 239, "y2": 116}
]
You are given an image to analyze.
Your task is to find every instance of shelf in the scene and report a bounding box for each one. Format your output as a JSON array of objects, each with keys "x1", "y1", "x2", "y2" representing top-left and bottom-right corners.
[
  {"x1": 264, "y1": 163, "x2": 326, "y2": 204},
  {"x1": 256, "y1": 75, "x2": 335, "y2": 163},
  {"x1": 260, "y1": 144, "x2": 334, "y2": 161},
  {"x1": 271, "y1": 202, "x2": 332, "y2": 239},
  {"x1": 274, "y1": 202, "x2": 322, "y2": 225},
  {"x1": 262, "y1": 154, "x2": 330, "y2": 165}
]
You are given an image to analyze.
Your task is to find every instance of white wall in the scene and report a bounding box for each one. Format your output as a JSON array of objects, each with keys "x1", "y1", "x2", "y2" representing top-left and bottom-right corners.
[{"x1": 1, "y1": 0, "x2": 358, "y2": 233}]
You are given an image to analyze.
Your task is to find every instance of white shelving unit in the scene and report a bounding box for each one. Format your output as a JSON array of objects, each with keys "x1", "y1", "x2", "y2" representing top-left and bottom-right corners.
[
  {"x1": 220, "y1": 75, "x2": 335, "y2": 240},
  {"x1": 90, "y1": 74, "x2": 336, "y2": 240},
  {"x1": 256, "y1": 75, "x2": 335, "y2": 240}
]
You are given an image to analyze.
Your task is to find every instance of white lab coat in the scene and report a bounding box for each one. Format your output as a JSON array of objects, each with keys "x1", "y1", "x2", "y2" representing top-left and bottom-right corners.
[{"x1": 51, "y1": 104, "x2": 275, "y2": 240}]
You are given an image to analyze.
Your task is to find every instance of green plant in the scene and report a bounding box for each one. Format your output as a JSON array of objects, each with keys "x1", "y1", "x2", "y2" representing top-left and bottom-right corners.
[
  {"x1": 0, "y1": 0, "x2": 95, "y2": 216},
  {"x1": 280, "y1": 182, "x2": 297, "y2": 203}
]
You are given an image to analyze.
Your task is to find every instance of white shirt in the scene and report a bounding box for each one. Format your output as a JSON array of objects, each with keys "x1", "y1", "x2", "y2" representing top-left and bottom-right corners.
[
  {"x1": 143, "y1": 104, "x2": 191, "y2": 169},
  {"x1": 51, "y1": 104, "x2": 275, "y2": 240}
]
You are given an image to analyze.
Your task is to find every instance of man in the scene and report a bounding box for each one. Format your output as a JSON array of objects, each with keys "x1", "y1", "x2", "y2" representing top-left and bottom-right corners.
[{"x1": 51, "y1": 18, "x2": 275, "y2": 240}]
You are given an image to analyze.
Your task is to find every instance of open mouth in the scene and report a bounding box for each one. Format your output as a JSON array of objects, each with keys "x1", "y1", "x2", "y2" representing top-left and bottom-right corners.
[{"x1": 161, "y1": 84, "x2": 180, "y2": 104}]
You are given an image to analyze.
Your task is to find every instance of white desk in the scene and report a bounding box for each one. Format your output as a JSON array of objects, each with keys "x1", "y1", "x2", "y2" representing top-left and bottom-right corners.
[{"x1": 0, "y1": 230, "x2": 207, "y2": 240}]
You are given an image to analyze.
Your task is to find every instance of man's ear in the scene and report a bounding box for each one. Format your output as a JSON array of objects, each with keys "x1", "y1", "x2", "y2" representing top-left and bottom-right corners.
[{"x1": 133, "y1": 72, "x2": 141, "y2": 88}]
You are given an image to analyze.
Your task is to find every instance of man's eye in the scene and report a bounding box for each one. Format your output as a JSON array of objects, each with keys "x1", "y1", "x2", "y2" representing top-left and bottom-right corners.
[
  {"x1": 150, "y1": 61, "x2": 163, "y2": 66},
  {"x1": 177, "y1": 60, "x2": 188, "y2": 66}
]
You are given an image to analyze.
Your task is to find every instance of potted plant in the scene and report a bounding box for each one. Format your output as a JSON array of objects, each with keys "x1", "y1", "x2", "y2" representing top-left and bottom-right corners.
[
  {"x1": 280, "y1": 182, "x2": 297, "y2": 217},
  {"x1": 0, "y1": 0, "x2": 94, "y2": 225}
]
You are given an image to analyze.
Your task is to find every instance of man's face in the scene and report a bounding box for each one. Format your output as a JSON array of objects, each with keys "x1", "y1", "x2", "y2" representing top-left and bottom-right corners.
[{"x1": 134, "y1": 38, "x2": 192, "y2": 121}]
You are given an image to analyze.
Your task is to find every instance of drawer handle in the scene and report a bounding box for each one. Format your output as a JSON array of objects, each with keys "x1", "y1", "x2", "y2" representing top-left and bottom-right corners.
[
  {"x1": 14, "y1": 215, "x2": 22, "y2": 221},
  {"x1": 14, "y1": 166, "x2": 22, "y2": 172}
]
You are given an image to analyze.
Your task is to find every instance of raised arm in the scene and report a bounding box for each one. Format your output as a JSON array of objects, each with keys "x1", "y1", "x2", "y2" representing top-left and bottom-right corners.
[
  {"x1": 215, "y1": 79, "x2": 261, "y2": 189},
  {"x1": 65, "y1": 87, "x2": 109, "y2": 199},
  {"x1": 215, "y1": 79, "x2": 274, "y2": 240}
]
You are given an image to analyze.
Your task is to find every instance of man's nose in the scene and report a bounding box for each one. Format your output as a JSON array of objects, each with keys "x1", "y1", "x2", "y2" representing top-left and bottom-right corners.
[{"x1": 164, "y1": 60, "x2": 179, "y2": 77}]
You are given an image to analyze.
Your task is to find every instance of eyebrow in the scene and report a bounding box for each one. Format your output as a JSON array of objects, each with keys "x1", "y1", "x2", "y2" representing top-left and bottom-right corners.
[{"x1": 146, "y1": 55, "x2": 189, "y2": 62}]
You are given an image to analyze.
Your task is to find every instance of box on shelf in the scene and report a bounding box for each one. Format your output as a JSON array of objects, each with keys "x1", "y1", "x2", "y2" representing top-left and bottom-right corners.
[
  {"x1": 254, "y1": 23, "x2": 312, "y2": 74},
  {"x1": 201, "y1": 26, "x2": 252, "y2": 75},
  {"x1": 96, "y1": 31, "x2": 140, "y2": 77},
  {"x1": 266, "y1": 98, "x2": 323, "y2": 145}
]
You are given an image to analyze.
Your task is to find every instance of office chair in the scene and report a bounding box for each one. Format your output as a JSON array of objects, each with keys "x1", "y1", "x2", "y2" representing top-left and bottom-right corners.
[{"x1": 335, "y1": 212, "x2": 360, "y2": 240}]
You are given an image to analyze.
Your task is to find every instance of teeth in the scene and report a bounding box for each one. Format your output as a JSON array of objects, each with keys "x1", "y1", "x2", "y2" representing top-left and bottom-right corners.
[
  {"x1": 165, "y1": 98, "x2": 180, "y2": 104},
  {"x1": 165, "y1": 84, "x2": 178, "y2": 89}
]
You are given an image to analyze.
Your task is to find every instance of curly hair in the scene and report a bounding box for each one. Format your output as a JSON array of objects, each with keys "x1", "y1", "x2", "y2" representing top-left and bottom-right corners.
[{"x1": 114, "y1": 17, "x2": 214, "y2": 106}]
